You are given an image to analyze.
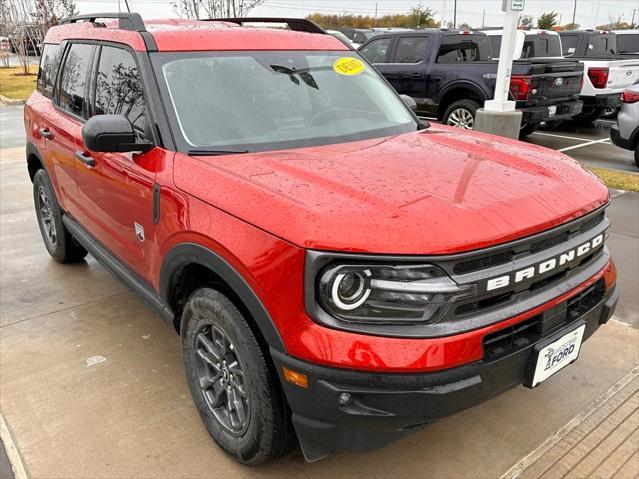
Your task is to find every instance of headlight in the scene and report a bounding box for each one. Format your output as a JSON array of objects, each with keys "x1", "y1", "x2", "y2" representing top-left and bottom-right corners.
[{"x1": 317, "y1": 264, "x2": 476, "y2": 324}]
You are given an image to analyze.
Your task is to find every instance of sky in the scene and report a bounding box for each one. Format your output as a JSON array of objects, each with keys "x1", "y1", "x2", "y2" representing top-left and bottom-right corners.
[{"x1": 74, "y1": 0, "x2": 639, "y2": 29}]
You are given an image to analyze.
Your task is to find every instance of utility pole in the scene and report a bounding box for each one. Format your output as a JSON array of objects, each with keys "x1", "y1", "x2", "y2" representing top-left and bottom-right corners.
[
  {"x1": 632, "y1": 8, "x2": 636, "y2": 28},
  {"x1": 374, "y1": 3, "x2": 377, "y2": 27},
  {"x1": 453, "y1": 0, "x2": 457, "y2": 29},
  {"x1": 572, "y1": 0, "x2": 577, "y2": 26},
  {"x1": 482, "y1": 8, "x2": 485, "y2": 29}
]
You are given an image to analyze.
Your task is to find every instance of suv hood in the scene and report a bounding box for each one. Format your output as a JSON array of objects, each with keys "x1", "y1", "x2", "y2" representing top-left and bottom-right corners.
[{"x1": 173, "y1": 125, "x2": 609, "y2": 255}]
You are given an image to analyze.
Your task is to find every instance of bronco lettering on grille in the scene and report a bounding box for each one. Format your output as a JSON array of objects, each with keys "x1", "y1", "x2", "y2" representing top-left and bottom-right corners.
[{"x1": 486, "y1": 233, "x2": 604, "y2": 292}]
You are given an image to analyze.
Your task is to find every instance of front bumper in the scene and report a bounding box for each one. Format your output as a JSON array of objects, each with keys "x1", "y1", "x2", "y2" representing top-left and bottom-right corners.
[
  {"x1": 274, "y1": 282, "x2": 619, "y2": 461},
  {"x1": 519, "y1": 100, "x2": 583, "y2": 123}
]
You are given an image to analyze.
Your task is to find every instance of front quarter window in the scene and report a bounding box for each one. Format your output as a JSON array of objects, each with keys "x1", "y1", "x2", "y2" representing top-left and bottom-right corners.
[{"x1": 156, "y1": 51, "x2": 416, "y2": 153}]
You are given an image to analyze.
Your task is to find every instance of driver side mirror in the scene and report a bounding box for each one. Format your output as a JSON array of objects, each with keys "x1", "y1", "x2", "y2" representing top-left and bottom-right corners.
[
  {"x1": 399, "y1": 94, "x2": 417, "y2": 112},
  {"x1": 82, "y1": 114, "x2": 153, "y2": 153}
]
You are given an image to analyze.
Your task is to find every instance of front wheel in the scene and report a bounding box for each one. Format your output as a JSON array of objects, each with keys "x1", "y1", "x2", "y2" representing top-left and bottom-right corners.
[
  {"x1": 442, "y1": 99, "x2": 481, "y2": 130},
  {"x1": 181, "y1": 287, "x2": 293, "y2": 465}
]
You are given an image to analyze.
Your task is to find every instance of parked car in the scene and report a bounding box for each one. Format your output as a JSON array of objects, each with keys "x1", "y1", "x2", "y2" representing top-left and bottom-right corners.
[
  {"x1": 26, "y1": 13, "x2": 618, "y2": 465},
  {"x1": 9, "y1": 24, "x2": 42, "y2": 55},
  {"x1": 358, "y1": 30, "x2": 584, "y2": 137},
  {"x1": 484, "y1": 28, "x2": 563, "y2": 60},
  {"x1": 610, "y1": 81, "x2": 639, "y2": 168},
  {"x1": 336, "y1": 27, "x2": 380, "y2": 47},
  {"x1": 0, "y1": 36, "x2": 10, "y2": 52},
  {"x1": 614, "y1": 29, "x2": 639, "y2": 54},
  {"x1": 326, "y1": 29, "x2": 353, "y2": 47},
  {"x1": 558, "y1": 30, "x2": 639, "y2": 121}
]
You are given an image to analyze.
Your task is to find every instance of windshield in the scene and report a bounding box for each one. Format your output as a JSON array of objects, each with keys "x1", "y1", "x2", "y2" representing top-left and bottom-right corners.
[
  {"x1": 617, "y1": 34, "x2": 639, "y2": 53},
  {"x1": 521, "y1": 34, "x2": 562, "y2": 58},
  {"x1": 155, "y1": 51, "x2": 416, "y2": 153}
]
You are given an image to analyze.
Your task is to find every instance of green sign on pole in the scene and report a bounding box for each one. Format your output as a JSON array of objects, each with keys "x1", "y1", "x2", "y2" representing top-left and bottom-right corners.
[{"x1": 511, "y1": 0, "x2": 525, "y2": 10}]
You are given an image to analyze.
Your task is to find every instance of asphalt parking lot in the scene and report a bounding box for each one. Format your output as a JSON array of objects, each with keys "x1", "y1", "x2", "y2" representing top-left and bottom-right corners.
[{"x1": 0, "y1": 106, "x2": 638, "y2": 478}]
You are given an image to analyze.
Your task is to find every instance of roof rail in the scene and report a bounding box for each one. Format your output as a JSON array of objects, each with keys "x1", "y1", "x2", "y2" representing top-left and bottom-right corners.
[
  {"x1": 59, "y1": 12, "x2": 146, "y2": 32},
  {"x1": 209, "y1": 17, "x2": 326, "y2": 35}
]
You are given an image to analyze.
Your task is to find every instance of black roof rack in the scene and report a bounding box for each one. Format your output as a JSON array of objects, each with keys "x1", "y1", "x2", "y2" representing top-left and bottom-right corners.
[
  {"x1": 209, "y1": 17, "x2": 326, "y2": 35},
  {"x1": 59, "y1": 12, "x2": 146, "y2": 32}
]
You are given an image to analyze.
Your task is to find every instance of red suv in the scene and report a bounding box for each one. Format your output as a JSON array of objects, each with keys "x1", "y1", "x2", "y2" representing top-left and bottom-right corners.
[{"x1": 25, "y1": 13, "x2": 619, "y2": 465}]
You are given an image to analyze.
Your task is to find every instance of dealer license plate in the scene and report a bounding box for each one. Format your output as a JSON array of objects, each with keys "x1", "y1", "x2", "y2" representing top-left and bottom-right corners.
[
  {"x1": 527, "y1": 323, "x2": 585, "y2": 388},
  {"x1": 548, "y1": 105, "x2": 557, "y2": 117}
]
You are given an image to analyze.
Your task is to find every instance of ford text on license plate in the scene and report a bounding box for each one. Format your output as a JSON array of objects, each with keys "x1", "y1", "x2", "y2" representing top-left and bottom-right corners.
[{"x1": 526, "y1": 322, "x2": 586, "y2": 388}]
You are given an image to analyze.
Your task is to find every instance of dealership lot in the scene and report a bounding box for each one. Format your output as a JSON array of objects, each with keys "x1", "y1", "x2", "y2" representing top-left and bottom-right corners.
[{"x1": 0, "y1": 106, "x2": 638, "y2": 477}]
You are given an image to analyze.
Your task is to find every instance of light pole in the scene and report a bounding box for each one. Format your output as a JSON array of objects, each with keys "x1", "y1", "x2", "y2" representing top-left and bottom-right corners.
[
  {"x1": 453, "y1": 0, "x2": 457, "y2": 29},
  {"x1": 572, "y1": 0, "x2": 577, "y2": 26}
]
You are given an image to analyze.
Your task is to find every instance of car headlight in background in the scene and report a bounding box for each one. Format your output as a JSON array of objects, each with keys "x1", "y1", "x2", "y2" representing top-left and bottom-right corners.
[{"x1": 317, "y1": 264, "x2": 476, "y2": 324}]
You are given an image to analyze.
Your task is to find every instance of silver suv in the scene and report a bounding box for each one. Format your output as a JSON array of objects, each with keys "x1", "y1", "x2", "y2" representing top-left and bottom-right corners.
[{"x1": 610, "y1": 81, "x2": 639, "y2": 169}]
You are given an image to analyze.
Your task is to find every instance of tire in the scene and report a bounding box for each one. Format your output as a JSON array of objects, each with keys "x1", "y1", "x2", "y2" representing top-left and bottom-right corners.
[
  {"x1": 181, "y1": 287, "x2": 293, "y2": 465},
  {"x1": 442, "y1": 99, "x2": 481, "y2": 130},
  {"x1": 519, "y1": 122, "x2": 539, "y2": 138},
  {"x1": 635, "y1": 144, "x2": 639, "y2": 170},
  {"x1": 32, "y1": 169, "x2": 88, "y2": 263},
  {"x1": 572, "y1": 106, "x2": 604, "y2": 123}
]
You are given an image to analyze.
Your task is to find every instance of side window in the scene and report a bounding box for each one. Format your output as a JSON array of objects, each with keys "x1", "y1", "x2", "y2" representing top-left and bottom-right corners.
[
  {"x1": 561, "y1": 35, "x2": 578, "y2": 55},
  {"x1": 488, "y1": 36, "x2": 502, "y2": 57},
  {"x1": 58, "y1": 43, "x2": 94, "y2": 117},
  {"x1": 93, "y1": 46, "x2": 146, "y2": 137},
  {"x1": 392, "y1": 37, "x2": 429, "y2": 63},
  {"x1": 436, "y1": 35, "x2": 490, "y2": 63},
  {"x1": 37, "y1": 44, "x2": 62, "y2": 99},
  {"x1": 359, "y1": 38, "x2": 392, "y2": 64}
]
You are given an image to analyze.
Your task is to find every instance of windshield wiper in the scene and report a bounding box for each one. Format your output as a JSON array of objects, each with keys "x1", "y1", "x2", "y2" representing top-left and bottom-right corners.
[{"x1": 187, "y1": 148, "x2": 250, "y2": 156}]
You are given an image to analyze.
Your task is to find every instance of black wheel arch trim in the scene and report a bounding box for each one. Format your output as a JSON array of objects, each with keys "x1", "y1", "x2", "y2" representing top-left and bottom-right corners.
[
  {"x1": 436, "y1": 81, "x2": 489, "y2": 112},
  {"x1": 159, "y1": 243, "x2": 287, "y2": 352},
  {"x1": 26, "y1": 141, "x2": 48, "y2": 181}
]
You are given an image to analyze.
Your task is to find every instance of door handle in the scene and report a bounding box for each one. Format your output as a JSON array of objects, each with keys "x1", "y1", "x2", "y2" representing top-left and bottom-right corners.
[
  {"x1": 38, "y1": 128, "x2": 53, "y2": 139},
  {"x1": 75, "y1": 150, "x2": 96, "y2": 167}
]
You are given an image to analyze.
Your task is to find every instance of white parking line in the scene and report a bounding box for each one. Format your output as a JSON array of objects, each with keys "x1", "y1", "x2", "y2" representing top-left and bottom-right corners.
[
  {"x1": 557, "y1": 138, "x2": 612, "y2": 153},
  {"x1": 532, "y1": 131, "x2": 600, "y2": 142}
]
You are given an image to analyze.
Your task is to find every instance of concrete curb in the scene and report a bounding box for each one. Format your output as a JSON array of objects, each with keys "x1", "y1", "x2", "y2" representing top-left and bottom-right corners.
[
  {"x1": 0, "y1": 411, "x2": 28, "y2": 479},
  {"x1": 0, "y1": 95, "x2": 26, "y2": 106}
]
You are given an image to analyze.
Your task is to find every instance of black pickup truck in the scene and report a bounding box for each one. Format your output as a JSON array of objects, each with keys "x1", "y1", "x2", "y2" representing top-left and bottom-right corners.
[{"x1": 358, "y1": 30, "x2": 584, "y2": 137}]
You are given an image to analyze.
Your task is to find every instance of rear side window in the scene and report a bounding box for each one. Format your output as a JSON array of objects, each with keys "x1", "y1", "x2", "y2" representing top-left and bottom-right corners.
[
  {"x1": 521, "y1": 34, "x2": 562, "y2": 58},
  {"x1": 359, "y1": 37, "x2": 392, "y2": 63},
  {"x1": 436, "y1": 35, "x2": 491, "y2": 63},
  {"x1": 617, "y1": 34, "x2": 639, "y2": 53},
  {"x1": 58, "y1": 43, "x2": 94, "y2": 117},
  {"x1": 93, "y1": 46, "x2": 146, "y2": 137},
  {"x1": 392, "y1": 36, "x2": 429, "y2": 63},
  {"x1": 586, "y1": 34, "x2": 617, "y2": 56},
  {"x1": 37, "y1": 44, "x2": 62, "y2": 99},
  {"x1": 560, "y1": 34, "x2": 578, "y2": 55},
  {"x1": 488, "y1": 35, "x2": 502, "y2": 57}
]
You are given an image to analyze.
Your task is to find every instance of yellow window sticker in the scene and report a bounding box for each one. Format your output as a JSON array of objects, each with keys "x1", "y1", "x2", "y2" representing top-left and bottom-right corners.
[{"x1": 333, "y1": 57, "x2": 366, "y2": 76}]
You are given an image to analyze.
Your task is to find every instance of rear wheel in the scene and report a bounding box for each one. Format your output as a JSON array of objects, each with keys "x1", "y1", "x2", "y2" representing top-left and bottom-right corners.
[
  {"x1": 634, "y1": 144, "x2": 639, "y2": 170},
  {"x1": 572, "y1": 106, "x2": 604, "y2": 123},
  {"x1": 519, "y1": 122, "x2": 539, "y2": 138},
  {"x1": 32, "y1": 169, "x2": 87, "y2": 263},
  {"x1": 443, "y1": 99, "x2": 481, "y2": 130},
  {"x1": 181, "y1": 287, "x2": 293, "y2": 465}
]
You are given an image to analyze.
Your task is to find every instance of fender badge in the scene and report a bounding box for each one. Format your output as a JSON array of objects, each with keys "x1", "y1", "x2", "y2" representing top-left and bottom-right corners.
[{"x1": 134, "y1": 223, "x2": 145, "y2": 241}]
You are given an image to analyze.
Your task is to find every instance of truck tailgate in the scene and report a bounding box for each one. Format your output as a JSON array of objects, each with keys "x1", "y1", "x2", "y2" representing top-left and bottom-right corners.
[
  {"x1": 517, "y1": 60, "x2": 584, "y2": 101},
  {"x1": 608, "y1": 59, "x2": 639, "y2": 89}
]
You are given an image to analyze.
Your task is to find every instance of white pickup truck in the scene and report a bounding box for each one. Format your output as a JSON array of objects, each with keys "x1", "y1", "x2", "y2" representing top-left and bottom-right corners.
[{"x1": 558, "y1": 30, "x2": 639, "y2": 121}]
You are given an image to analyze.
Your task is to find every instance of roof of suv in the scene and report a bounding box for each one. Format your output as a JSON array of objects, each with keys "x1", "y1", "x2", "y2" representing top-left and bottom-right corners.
[{"x1": 44, "y1": 14, "x2": 347, "y2": 52}]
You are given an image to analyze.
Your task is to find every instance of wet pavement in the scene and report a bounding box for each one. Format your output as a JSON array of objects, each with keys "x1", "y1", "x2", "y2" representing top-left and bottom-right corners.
[{"x1": 0, "y1": 108, "x2": 638, "y2": 478}]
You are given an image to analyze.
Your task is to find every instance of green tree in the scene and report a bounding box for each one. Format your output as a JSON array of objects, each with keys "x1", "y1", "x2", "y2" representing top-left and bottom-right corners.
[{"x1": 537, "y1": 11, "x2": 559, "y2": 30}]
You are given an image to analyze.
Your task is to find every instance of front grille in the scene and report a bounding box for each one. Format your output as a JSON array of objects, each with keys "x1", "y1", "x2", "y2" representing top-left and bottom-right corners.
[{"x1": 482, "y1": 279, "x2": 605, "y2": 363}]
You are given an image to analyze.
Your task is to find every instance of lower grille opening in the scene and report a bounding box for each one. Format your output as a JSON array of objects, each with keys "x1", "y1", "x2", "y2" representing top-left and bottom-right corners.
[{"x1": 482, "y1": 279, "x2": 605, "y2": 363}]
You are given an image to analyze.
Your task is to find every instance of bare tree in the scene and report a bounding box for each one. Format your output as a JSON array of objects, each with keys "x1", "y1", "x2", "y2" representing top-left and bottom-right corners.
[{"x1": 172, "y1": 0, "x2": 264, "y2": 20}]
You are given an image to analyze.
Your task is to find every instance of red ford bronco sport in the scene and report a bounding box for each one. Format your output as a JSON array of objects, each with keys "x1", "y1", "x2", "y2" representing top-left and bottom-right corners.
[{"x1": 25, "y1": 13, "x2": 619, "y2": 465}]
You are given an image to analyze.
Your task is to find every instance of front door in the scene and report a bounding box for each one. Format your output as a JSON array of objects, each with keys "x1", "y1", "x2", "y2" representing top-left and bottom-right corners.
[{"x1": 73, "y1": 44, "x2": 157, "y2": 282}]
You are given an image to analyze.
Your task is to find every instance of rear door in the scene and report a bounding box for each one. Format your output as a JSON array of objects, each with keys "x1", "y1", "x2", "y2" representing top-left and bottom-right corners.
[{"x1": 73, "y1": 44, "x2": 158, "y2": 280}]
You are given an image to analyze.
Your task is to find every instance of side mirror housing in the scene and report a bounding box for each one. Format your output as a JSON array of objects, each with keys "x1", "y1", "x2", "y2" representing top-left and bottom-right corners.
[
  {"x1": 82, "y1": 115, "x2": 153, "y2": 153},
  {"x1": 399, "y1": 94, "x2": 417, "y2": 112}
]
